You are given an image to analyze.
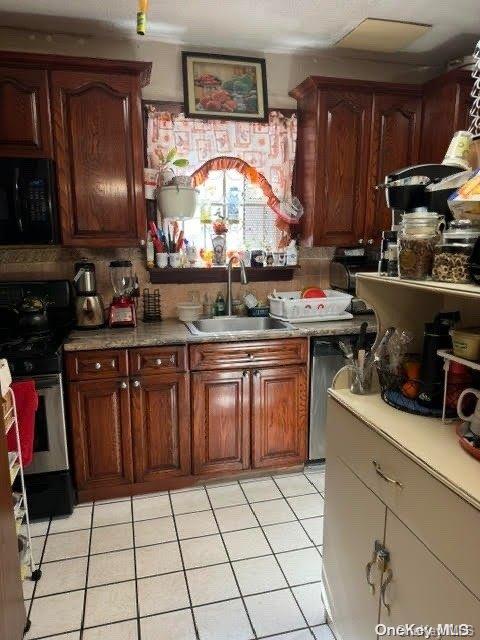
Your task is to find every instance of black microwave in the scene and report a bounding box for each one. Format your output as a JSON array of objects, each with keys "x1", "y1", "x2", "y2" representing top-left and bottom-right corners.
[{"x1": 0, "y1": 157, "x2": 59, "y2": 244}]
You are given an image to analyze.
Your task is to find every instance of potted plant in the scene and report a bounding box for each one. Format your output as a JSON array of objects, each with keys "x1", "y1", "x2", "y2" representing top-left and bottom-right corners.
[{"x1": 154, "y1": 147, "x2": 198, "y2": 219}]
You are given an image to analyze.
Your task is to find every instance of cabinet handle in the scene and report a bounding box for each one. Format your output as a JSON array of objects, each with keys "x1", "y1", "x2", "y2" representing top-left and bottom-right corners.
[
  {"x1": 155, "y1": 358, "x2": 162, "y2": 366},
  {"x1": 247, "y1": 353, "x2": 255, "y2": 360},
  {"x1": 119, "y1": 381, "x2": 128, "y2": 390},
  {"x1": 365, "y1": 556, "x2": 377, "y2": 595},
  {"x1": 372, "y1": 460, "x2": 403, "y2": 489},
  {"x1": 94, "y1": 362, "x2": 102, "y2": 370},
  {"x1": 132, "y1": 380, "x2": 141, "y2": 388},
  {"x1": 242, "y1": 370, "x2": 249, "y2": 377},
  {"x1": 169, "y1": 355, "x2": 175, "y2": 364},
  {"x1": 380, "y1": 567, "x2": 393, "y2": 615}
]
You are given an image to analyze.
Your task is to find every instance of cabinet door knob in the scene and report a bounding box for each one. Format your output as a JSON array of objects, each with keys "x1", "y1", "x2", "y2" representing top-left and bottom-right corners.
[
  {"x1": 358, "y1": 238, "x2": 364, "y2": 244},
  {"x1": 372, "y1": 460, "x2": 403, "y2": 488},
  {"x1": 242, "y1": 370, "x2": 249, "y2": 377},
  {"x1": 94, "y1": 362, "x2": 102, "y2": 370},
  {"x1": 155, "y1": 358, "x2": 162, "y2": 366},
  {"x1": 247, "y1": 353, "x2": 254, "y2": 360},
  {"x1": 367, "y1": 238, "x2": 374, "y2": 245},
  {"x1": 253, "y1": 369, "x2": 259, "y2": 376},
  {"x1": 119, "y1": 381, "x2": 128, "y2": 389},
  {"x1": 132, "y1": 380, "x2": 141, "y2": 388}
]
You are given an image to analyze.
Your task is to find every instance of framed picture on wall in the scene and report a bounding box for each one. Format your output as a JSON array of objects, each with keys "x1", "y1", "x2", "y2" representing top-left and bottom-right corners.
[{"x1": 182, "y1": 51, "x2": 268, "y2": 122}]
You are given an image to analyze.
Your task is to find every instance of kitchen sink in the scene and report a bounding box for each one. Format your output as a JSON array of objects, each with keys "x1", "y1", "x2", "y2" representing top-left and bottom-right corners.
[{"x1": 186, "y1": 316, "x2": 295, "y2": 335}]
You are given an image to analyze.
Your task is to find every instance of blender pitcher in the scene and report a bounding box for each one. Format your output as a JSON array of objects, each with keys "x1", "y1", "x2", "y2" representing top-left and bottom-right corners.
[{"x1": 108, "y1": 260, "x2": 137, "y2": 327}]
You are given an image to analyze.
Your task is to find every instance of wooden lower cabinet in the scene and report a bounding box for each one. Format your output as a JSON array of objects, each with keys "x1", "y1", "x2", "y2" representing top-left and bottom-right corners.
[
  {"x1": 131, "y1": 373, "x2": 190, "y2": 482},
  {"x1": 252, "y1": 365, "x2": 307, "y2": 468},
  {"x1": 323, "y1": 455, "x2": 386, "y2": 640},
  {"x1": 69, "y1": 378, "x2": 134, "y2": 490},
  {"x1": 192, "y1": 369, "x2": 250, "y2": 475}
]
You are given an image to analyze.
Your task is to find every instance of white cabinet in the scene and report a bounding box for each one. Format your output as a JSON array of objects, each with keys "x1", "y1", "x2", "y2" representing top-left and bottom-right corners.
[
  {"x1": 324, "y1": 398, "x2": 480, "y2": 640},
  {"x1": 381, "y1": 511, "x2": 480, "y2": 634},
  {"x1": 323, "y1": 455, "x2": 385, "y2": 640}
]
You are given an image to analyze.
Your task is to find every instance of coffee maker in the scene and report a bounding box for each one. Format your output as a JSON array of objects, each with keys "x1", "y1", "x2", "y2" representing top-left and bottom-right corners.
[
  {"x1": 73, "y1": 261, "x2": 105, "y2": 329},
  {"x1": 377, "y1": 163, "x2": 464, "y2": 273}
]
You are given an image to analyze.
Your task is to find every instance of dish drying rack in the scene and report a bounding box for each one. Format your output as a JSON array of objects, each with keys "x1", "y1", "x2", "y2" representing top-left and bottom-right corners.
[{"x1": 2, "y1": 387, "x2": 42, "y2": 590}]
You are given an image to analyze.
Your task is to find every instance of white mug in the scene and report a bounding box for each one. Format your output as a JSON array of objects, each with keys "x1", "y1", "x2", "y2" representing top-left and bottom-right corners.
[
  {"x1": 169, "y1": 253, "x2": 182, "y2": 268},
  {"x1": 457, "y1": 388, "x2": 480, "y2": 436},
  {"x1": 156, "y1": 253, "x2": 168, "y2": 268}
]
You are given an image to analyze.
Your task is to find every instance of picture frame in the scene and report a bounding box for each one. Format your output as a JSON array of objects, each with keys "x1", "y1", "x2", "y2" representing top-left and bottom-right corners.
[{"x1": 182, "y1": 51, "x2": 268, "y2": 123}]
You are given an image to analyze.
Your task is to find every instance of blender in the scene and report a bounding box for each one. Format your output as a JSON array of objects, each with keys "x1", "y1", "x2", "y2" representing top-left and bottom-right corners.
[{"x1": 108, "y1": 260, "x2": 137, "y2": 328}]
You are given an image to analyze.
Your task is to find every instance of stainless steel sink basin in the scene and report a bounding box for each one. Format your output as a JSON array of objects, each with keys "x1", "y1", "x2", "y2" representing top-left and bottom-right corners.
[{"x1": 186, "y1": 316, "x2": 294, "y2": 335}]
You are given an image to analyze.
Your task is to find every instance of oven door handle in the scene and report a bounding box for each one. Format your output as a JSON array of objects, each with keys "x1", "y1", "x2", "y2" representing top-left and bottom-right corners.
[{"x1": 13, "y1": 167, "x2": 24, "y2": 233}]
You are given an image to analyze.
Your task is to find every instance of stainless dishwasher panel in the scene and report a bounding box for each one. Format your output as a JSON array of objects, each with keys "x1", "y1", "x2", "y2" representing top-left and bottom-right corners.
[{"x1": 309, "y1": 338, "x2": 347, "y2": 461}]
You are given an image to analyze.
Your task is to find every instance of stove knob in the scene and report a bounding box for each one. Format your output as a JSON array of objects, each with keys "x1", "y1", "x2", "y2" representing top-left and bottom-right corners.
[{"x1": 24, "y1": 361, "x2": 33, "y2": 373}]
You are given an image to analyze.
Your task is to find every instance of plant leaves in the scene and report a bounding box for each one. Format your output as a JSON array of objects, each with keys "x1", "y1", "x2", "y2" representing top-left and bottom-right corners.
[
  {"x1": 173, "y1": 158, "x2": 189, "y2": 167},
  {"x1": 165, "y1": 147, "x2": 177, "y2": 163}
]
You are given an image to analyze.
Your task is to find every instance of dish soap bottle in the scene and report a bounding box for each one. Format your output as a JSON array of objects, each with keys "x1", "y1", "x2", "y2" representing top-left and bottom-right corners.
[{"x1": 214, "y1": 291, "x2": 226, "y2": 316}]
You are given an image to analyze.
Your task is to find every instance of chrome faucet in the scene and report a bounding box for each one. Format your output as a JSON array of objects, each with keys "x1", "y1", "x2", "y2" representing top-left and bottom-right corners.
[{"x1": 226, "y1": 255, "x2": 248, "y2": 316}]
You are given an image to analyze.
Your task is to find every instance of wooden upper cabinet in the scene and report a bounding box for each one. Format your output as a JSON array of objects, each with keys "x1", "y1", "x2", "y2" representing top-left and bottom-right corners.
[
  {"x1": 192, "y1": 369, "x2": 250, "y2": 475},
  {"x1": 0, "y1": 67, "x2": 52, "y2": 157},
  {"x1": 316, "y1": 89, "x2": 372, "y2": 246},
  {"x1": 251, "y1": 365, "x2": 307, "y2": 469},
  {"x1": 68, "y1": 378, "x2": 134, "y2": 490},
  {"x1": 365, "y1": 92, "x2": 422, "y2": 242},
  {"x1": 51, "y1": 69, "x2": 146, "y2": 246},
  {"x1": 131, "y1": 373, "x2": 191, "y2": 483},
  {"x1": 420, "y1": 70, "x2": 473, "y2": 163}
]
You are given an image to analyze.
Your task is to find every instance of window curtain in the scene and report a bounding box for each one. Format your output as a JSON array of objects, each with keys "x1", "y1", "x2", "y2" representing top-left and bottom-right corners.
[{"x1": 145, "y1": 106, "x2": 298, "y2": 224}]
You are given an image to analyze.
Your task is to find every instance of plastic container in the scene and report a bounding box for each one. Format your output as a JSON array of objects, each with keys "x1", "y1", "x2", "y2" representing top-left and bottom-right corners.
[
  {"x1": 451, "y1": 327, "x2": 480, "y2": 361},
  {"x1": 398, "y1": 212, "x2": 443, "y2": 280},
  {"x1": 432, "y1": 221, "x2": 480, "y2": 283},
  {"x1": 177, "y1": 303, "x2": 202, "y2": 322},
  {"x1": 268, "y1": 289, "x2": 352, "y2": 320}
]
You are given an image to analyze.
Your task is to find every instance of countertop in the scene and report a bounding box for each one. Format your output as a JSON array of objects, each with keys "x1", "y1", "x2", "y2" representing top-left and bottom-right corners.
[
  {"x1": 329, "y1": 388, "x2": 480, "y2": 512},
  {"x1": 63, "y1": 315, "x2": 377, "y2": 352}
]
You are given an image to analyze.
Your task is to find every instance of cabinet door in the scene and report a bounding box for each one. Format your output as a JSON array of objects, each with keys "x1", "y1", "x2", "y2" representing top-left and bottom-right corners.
[
  {"x1": 0, "y1": 67, "x2": 51, "y2": 157},
  {"x1": 251, "y1": 365, "x2": 307, "y2": 468},
  {"x1": 51, "y1": 70, "x2": 145, "y2": 246},
  {"x1": 69, "y1": 378, "x2": 133, "y2": 490},
  {"x1": 323, "y1": 455, "x2": 386, "y2": 640},
  {"x1": 315, "y1": 89, "x2": 372, "y2": 246},
  {"x1": 131, "y1": 373, "x2": 191, "y2": 483},
  {"x1": 192, "y1": 369, "x2": 250, "y2": 475},
  {"x1": 380, "y1": 511, "x2": 480, "y2": 631},
  {"x1": 0, "y1": 426, "x2": 26, "y2": 640},
  {"x1": 366, "y1": 93, "x2": 422, "y2": 242}
]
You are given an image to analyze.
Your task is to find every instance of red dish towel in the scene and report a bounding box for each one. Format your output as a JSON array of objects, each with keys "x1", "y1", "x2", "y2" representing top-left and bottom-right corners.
[{"x1": 7, "y1": 380, "x2": 38, "y2": 468}]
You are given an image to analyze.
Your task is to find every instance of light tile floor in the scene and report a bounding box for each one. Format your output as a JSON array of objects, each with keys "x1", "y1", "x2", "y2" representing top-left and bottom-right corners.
[{"x1": 24, "y1": 465, "x2": 333, "y2": 640}]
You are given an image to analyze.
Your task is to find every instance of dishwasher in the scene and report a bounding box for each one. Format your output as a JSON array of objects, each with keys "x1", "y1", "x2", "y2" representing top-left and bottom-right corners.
[{"x1": 309, "y1": 333, "x2": 375, "y2": 461}]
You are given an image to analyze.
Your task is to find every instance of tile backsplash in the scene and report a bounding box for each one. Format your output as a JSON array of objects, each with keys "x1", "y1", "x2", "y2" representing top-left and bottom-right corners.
[{"x1": 0, "y1": 246, "x2": 335, "y2": 319}]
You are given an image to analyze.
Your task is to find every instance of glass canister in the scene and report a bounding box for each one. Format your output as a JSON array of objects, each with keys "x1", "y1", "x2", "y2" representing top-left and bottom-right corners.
[
  {"x1": 398, "y1": 212, "x2": 444, "y2": 280},
  {"x1": 432, "y1": 220, "x2": 480, "y2": 283}
]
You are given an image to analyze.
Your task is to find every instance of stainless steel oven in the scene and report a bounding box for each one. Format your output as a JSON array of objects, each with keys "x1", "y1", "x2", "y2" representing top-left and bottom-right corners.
[{"x1": 21, "y1": 374, "x2": 69, "y2": 476}]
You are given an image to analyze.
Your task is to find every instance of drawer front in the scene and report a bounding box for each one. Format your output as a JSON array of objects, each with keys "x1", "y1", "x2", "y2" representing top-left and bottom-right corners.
[
  {"x1": 189, "y1": 338, "x2": 308, "y2": 371},
  {"x1": 65, "y1": 350, "x2": 128, "y2": 381},
  {"x1": 327, "y1": 397, "x2": 480, "y2": 599},
  {"x1": 129, "y1": 346, "x2": 187, "y2": 375}
]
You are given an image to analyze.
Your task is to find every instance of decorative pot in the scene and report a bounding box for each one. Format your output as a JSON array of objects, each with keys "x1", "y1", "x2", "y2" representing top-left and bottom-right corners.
[{"x1": 157, "y1": 185, "x2": 198, "y2": 219}]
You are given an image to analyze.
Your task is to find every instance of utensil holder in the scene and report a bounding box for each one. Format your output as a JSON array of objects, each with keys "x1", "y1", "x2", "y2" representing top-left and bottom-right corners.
[
  {"x1": 143, "y1": 288, "x2": 162, "y2": 322},
  {"x1": 349, "y1": 364, "x2": 374, "y2": 395}
]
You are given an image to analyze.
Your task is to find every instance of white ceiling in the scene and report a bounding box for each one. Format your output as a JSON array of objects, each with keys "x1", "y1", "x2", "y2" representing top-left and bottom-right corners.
[{"x1": 0, "y1": 0, "x2": 479, "y2": 62}]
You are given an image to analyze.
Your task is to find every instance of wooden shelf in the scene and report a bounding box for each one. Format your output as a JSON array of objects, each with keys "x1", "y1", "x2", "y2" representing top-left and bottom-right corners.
[
  {"x1": 357, "y1": 273, "x2": 480, "y2": 299},
  {"x1": 148, "y1": 265, "x2": 300, "y2": 284}
]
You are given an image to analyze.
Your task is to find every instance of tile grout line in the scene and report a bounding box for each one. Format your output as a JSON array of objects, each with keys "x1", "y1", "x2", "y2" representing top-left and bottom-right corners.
[
  {"x1": 78, "y1": 500, "x2": 95, "y2": 640},
  {"x1": 128, "y1": 496, "x2": 143, "y2": 640},
  {"x1": 203, "y1": 484, "x2": 258, "y2": 640},
  {"x1": 166, "y1": 490, "x2": 201, "y2": 640},
  {"x1": 237, "y1": 478, "x2": 316, "y2": 638}
]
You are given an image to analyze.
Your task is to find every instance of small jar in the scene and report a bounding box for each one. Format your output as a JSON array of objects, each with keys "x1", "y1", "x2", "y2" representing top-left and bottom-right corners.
[
  {"x1": 432, "y1": 221, "x2": 480, "y2": 283},
  {"x1": 398, "y1": 211, "x2": 444, "y2": 280}
]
